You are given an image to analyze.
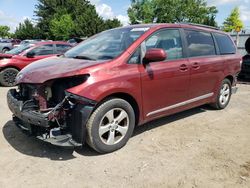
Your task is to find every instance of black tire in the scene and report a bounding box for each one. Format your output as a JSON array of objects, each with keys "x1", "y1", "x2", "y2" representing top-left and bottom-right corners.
[
  {"x1": 2, "y1": 48, "x2": 10, "y2": 53},
  {"x1": 211, "y1": 78, "x2": 232, "y2": 110},
  {"x1": 0, "y1": 68, "x2": 19, "y2": 87},
  {"x1": 86, "y1": 98, "x2": 135, "y2": 153}
]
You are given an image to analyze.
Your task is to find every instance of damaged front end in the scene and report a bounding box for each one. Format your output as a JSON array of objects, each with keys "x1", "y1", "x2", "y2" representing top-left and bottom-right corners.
[{"x1": 7, "y1": 75, "x2": 96, "y2": 147}]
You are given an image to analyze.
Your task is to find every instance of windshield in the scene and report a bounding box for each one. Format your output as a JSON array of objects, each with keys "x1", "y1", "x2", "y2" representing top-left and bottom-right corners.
[
  {"x1": 5, "y1": 44, "x2": 32, "y2": 55},
  {"x1": 64, "y1": 27, "x2": 149, "y2": 61}
]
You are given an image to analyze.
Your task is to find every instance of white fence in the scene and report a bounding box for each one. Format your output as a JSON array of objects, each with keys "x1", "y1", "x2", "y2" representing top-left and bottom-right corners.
[{"x1": 230, "y1": 33, "x2": 250, "y2": 56}]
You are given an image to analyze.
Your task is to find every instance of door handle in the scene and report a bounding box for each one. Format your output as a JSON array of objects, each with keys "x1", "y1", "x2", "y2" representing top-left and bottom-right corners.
[
  {"x1": 192, "y1": 62, "x2": 200, "y2": 69},
  {"x1": 179, "y1": 64, "x2": 188, "y2": 71}
]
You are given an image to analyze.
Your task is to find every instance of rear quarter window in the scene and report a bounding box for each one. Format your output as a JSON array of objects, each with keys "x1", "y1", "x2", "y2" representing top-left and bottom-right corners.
[{"x1": 214, "y1": 33, "x2": 236, "y2": 55}]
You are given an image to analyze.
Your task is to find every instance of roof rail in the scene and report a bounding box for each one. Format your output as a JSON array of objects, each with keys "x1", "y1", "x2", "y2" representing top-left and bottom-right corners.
[{"x1": 178, "y1": 22, "x2": 220, "y2": 30}]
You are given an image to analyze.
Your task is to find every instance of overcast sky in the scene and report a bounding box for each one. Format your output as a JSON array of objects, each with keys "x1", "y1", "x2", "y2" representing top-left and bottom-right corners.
[{"x1": 0, "y1": 0, "x2": 249, "y2": 32}]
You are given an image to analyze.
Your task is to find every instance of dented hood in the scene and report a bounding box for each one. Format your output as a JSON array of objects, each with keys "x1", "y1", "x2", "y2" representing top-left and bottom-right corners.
[{"x1": 16, "y1": 56, "x2": 106, "y2": 84}]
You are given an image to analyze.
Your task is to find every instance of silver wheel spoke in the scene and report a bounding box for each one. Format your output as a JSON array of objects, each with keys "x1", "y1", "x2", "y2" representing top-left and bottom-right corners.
[
  {"x1": 116, "y1": 125, "x2": 128, "y2": 136},
  {"x1": 115, "y1": 110, "x2": 127, "y2": 124},
  {"x1": 220, "y1": 95, "x2": 223, "y2": 102},
  {"x1": 106, "y1": 110, "x2": 114, "y2": 123},
  {"x1": 99, "y1": 125, "x2": 110, "y2": 136},
  {"x1": 222, "y1": 84, "x2": 227, "y2": 91},
  {"x1": 107, "y1": 131, "x2": 115, "y2": 145},
  {"x1": 224, "y1": 89, "x2": 229, "y2": 96}
]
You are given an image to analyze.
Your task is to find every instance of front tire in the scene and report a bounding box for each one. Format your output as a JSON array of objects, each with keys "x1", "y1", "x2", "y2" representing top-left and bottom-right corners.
[
  {"x1": 0, "y1": 68, "x2": 19, "y2": 87},
  {"x1": 211, "y1": 78, "x2": 232, "y2": 110},
  {"x1": 2, "y1": 48, "x2": 10, "y2": 53},
  {"x1": 86, "y1": 98, "x2": 135, "y2": 153}
]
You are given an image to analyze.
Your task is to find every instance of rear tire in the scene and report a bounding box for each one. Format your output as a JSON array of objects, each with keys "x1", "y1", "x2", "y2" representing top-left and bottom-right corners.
[
  {"x1": 86, "y1": 98, "x2": 135, "y2": 153},
  {"x1": 210, "y1": 78, "x2": 232, "y2": 110},
  {"x1": 2, "y1": 48, "x2": 10, "y2": 53},
  {"x1": 0, "y1": 68, "x2": 19, "y2": 87}
]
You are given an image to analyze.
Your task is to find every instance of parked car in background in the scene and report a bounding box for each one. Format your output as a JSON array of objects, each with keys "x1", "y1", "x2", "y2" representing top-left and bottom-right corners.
[
  {"x1": 0, "y1": 43, "x2": 35, "y2": 59},
  {"x1": 7, "y1": 23, "x2": 241, "y2": 153},
  {"x1": 0, "y1": 39, "x2": 13, "y2": 53},
  {"x1": 0, "y1": 41, "x2": 72, "y2": 86},
  {"x1": 0, "y1": 39, "x2": 21, "y2": 52},
  {"x1": 238, "y1": 37, "x2": 250, "y2": 79},
  {"x1": 67, "y1": 37, "x2": 86, "y2": 45},
  {"x1": 13, "y1": 39, "x2": 46, "y2": 48}
]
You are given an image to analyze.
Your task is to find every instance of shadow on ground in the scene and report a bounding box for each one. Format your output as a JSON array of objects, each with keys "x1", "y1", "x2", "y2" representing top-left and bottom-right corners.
[{"x1": 3, "y1": 105, "x2": 209, "y2": 160}]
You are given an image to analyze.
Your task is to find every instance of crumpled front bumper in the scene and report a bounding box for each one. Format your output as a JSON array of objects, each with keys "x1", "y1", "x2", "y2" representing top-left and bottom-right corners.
[
  {"x1": 7, "y1": 89, "x2": 96, "y2": 147},
  {"x1": 7, "y1": 89, "x2": 50, "y2": 127}
]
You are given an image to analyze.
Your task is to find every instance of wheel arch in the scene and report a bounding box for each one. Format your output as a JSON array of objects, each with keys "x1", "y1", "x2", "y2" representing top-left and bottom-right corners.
[
  {"x1": 97, "y1": 92, "x2": 140, "y2": 126},
  {"x1": 0, "y1": 66, "x2": 21, "y2": 73},
  {"x1": 224, "y1": 75, "x2": 234, "y2": 85},
  {"x1": 2, "y1": 47, "x2": 10, "y2": 50}
]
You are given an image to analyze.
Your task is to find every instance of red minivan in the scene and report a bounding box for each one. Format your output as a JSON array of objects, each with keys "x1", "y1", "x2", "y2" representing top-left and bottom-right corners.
[
  {"x1": 7, "y1": 23, "x2": 241, "y2": 153},
  {"x1": 0, "y1": 41, "x2": 72, "y2": 86}
]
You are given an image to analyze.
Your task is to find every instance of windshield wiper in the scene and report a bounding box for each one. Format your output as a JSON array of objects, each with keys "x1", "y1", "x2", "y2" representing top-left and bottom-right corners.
[{"x1": 73, "y1": 55, "x2": 96, "y2": 61}]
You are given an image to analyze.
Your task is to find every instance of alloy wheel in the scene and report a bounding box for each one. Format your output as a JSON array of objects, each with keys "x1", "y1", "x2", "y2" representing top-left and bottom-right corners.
[
  {"x1": 219, "y1": 83, "x2": 230, "y2": 106},
  {"x1": 99, "y1": 108, "x2": 129, "y2": 145}
]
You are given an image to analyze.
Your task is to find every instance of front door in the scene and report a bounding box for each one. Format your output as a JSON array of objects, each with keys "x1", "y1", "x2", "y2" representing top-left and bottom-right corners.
[{"x1": 139, "y1": 29, "x2": 190, "y2": 119}]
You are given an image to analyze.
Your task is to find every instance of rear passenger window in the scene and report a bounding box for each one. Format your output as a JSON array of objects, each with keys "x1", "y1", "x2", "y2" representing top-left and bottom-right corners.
[
  {"x1": 29, "y1": 44, "x2": 54, "y2": 56},
  {"x1": 214, "y1": 33, "x2": 236, "y2": 55},
  {"x1": 185, "y1": 30, "x2": 216, "y2": 57},
  {"x1": 145, "y1": 29, "x2": 183, "y2": 60},
  {"x1": 56, "y1": 44, "x2": 72, "y2": 54}
]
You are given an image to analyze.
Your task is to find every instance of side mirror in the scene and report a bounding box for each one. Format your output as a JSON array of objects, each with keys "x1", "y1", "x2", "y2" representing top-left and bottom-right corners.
[
  {"x1": 26, "y1": 51, "x2": 35, "y2": 58},
  {"x1": 143, "y1": 48, "x2": 167, "y2": 64}
]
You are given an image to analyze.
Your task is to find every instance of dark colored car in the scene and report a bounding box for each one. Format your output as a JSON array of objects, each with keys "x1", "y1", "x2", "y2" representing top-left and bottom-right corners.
[
  {"x1": 7, "y1": 23, "x2": 241, "y2": 153},
  {"x1": 238, "y1": 37, "x2": 250, "y2": 79},
  {"x1": 0, "y1": 41, "x2": 72, "y2": 86}
]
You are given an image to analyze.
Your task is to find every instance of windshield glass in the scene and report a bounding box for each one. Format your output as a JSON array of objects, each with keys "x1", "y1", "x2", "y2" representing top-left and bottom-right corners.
[
  {"x1": 64, "y1": 27, "x2": 149, "y2": 61},
  {"x1": 5, "y1": 44, "x2": 32, "y2": 55}
]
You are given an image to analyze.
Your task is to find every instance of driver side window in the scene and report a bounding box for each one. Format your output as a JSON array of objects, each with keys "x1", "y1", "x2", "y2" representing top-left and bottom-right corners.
[
  {"x1": 28, "y1": 44, "x2": 54, "y2": 56},
  {"x1": 145, "y1": 29, "x2": 183, "y2": 60}
]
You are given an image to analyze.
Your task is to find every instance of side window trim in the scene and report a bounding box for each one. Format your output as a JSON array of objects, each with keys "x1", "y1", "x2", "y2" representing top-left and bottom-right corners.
[
  {"x1": 211, "y1": 32, "x2": 220, "y2": 55},
  {"x1": 53, "y1": 44, "x2": 56, "y2": 54}
]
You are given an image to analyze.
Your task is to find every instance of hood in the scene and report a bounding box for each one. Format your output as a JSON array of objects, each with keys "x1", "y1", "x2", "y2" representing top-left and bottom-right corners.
[
  {"x1": 0, "y1": 53, "x2": 13, "y2": 60},
  {"x1": 16, "y1": 56, "x2": 106, "y2": 84}
]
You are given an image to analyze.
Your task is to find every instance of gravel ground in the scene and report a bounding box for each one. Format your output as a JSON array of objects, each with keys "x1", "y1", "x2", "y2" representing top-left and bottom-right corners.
[{"x1": 0, "y1": 84, "x2": 249, "y2": 188}]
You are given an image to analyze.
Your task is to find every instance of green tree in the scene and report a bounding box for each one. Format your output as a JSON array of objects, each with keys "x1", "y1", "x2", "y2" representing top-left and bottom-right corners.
[
  {"x1": 223, "y1": 7, "x2": 243, "y2": 32},
  {"x1": 14, "y1": 19, "x2": 42, "y2": 40},
  {"x1": 50, "y1": 13, "x2": 75, "y2": 40},
  {"x1": 0, "y1": 25, "x2": 10, "y2": 38},
  {"x1": 103, "y1": 18, "x2": 122, "y2": 30},
  {"x1": 35, "y1": 0, "x2": 122, "y2": 39},
  {"x1": 128, "y1": 0, "x2": 218, "y2": 26}
]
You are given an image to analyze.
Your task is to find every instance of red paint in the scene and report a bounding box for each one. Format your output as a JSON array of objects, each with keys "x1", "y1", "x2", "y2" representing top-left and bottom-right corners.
[
  {"x1": 16, "y1": 24, "x2": 241, "y2": 125},
  {"x1": 144, "y1": 48, "x2": 167, "y2": 62}
]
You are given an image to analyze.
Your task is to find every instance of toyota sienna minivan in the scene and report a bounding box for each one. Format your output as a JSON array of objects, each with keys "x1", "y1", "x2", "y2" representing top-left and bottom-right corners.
[{"x1": 7, "y1": 23, "x2": 241, "y2": 153}]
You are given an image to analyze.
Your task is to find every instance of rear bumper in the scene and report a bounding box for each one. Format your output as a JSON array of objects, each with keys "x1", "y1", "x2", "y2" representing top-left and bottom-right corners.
[{"x1": 7, "y1": 89, "x2": 96, "y2": 147}]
